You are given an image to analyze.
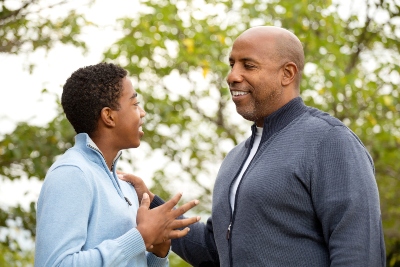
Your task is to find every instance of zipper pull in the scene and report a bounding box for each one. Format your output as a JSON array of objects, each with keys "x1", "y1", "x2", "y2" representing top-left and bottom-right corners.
[
  {"x1": 124, "y1": 197, "x2": 132, "y2": 206},
  {"x1": 226, "y1": 222, "x2": 232, "y2": 240}
]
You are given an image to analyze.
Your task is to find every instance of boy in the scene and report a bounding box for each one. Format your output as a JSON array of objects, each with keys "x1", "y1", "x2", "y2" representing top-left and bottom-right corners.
[{"x1": 35, "y1": 63, "x2": 199, "y2": 266}]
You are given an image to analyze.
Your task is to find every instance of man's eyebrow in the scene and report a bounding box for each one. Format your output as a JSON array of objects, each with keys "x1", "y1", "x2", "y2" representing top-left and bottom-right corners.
[
  {"x1": 228, "y1": 57, "x2": 258, "y2": 63},
  {"x1": 130, "y1": 92, "x2": 138, "y2": 99},
  {"x1": 240, "y1": 57, "x2": 258, "y2": 63}
]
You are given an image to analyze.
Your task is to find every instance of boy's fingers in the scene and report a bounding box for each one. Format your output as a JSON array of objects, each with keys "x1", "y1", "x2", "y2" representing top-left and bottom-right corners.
[
  {"x1": 168, "y1": 227, "x2": 191, "y2": 240},
  {"x1": 171, "y1": 199, "x2": 199, "y2": 217},
  {"x1": 162, "y1": 192, "x2": 183, "y2": 210},
  {"x1": 170, "y1": 216, "x2": 200, "y2": 230}
]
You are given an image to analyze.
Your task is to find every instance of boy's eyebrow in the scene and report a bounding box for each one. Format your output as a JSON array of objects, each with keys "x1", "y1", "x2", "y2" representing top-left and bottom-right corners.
[{"x1": 130, "y1": 92, "x2": 138, "y2": 99}]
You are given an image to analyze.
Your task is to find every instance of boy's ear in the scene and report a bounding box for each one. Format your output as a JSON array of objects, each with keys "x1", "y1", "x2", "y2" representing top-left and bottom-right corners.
[
  {"x1": 281, "y1": 62, "x2": 298, "y2": 86},
  {"x1": 100, "y1": 107, "x2": 116, "y2": 127}
]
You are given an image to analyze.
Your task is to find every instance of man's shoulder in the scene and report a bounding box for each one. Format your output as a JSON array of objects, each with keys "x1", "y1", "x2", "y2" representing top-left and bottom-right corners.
[
  {"x1": 294, "y1": 106, "x2": 353, "y2": 139},
  {"x1": 303, "y1": 106, "x2": 344, "y2": 128},
  {"x1": 301, "y1": 106, "x2": 367, "y2": 151},
  {"x1": 282, "y1": 106, "x2": 364, "y2": 151}
]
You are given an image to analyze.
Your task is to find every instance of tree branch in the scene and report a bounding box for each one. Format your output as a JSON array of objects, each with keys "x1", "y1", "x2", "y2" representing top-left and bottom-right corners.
[
  {"x1": 0, "y1": 0, "x2": 72, "y2": 26},
  {"x1": 0, "y1": 0, "x2": 34, "y2": 24},
  {"x1": 344, "y1": 9, "x2": 373, "y2": 74}
]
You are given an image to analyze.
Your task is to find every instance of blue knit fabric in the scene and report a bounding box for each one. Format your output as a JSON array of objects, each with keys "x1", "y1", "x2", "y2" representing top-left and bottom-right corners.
[
  {"x1": 35, "y1": 133, "x2": 169, "y2": 267},
  {"x1": 172, "y1": 97, "x2": 385, "y2": 267}
]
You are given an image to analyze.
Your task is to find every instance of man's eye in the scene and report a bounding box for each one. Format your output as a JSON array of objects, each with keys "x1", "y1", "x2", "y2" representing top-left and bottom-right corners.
[
  {"x1": 229, "y1": 63, "x2": 234, "y2": 68},
  {"x1": 244, "y1": 64, "x2": 255, "y2": 69},
  {"x1": 134, "y1": 102, "x2": 140, "y2": 106}
]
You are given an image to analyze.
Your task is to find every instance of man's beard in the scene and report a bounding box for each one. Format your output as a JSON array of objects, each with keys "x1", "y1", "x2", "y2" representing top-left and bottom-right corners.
[
  {"x1": 236, "y1": 86, "x2": 284, "y2": 123},
  {"x1": 236, "y1": 100, "x2": 258, "y2": 122}
]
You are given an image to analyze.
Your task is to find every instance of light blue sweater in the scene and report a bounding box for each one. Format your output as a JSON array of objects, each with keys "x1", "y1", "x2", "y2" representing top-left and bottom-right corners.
[{"x1": 35, "y1": 133, "x2": 169, "y2": 267}]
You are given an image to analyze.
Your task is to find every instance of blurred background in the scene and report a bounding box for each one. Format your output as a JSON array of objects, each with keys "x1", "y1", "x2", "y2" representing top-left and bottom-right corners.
[{"x1": 1, "y1": 0, "x2": 399, "y2": 266}]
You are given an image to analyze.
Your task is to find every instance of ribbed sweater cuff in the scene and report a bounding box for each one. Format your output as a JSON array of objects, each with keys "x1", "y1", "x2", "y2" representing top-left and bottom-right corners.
[
  {"x1": 148, "y1": 249, "x2": 170, "y2": 266},
  {"x1": 115, "y1": 227, "x2": 146, "y2": 261},
  {"x1": 150, "y1": 195, "x2": 165, "y2": 209}
]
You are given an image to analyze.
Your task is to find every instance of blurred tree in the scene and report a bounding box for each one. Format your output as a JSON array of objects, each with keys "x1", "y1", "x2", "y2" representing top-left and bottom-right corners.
[
  {"x1": 1, "y1": 0, "x2": 400, "y2": 266},
  {"x1": 0, "y1": 97, "x2": 75, "y2": 265},
  {"x1": 0, "y1": 0, "x2": 92, "y2": 55}
]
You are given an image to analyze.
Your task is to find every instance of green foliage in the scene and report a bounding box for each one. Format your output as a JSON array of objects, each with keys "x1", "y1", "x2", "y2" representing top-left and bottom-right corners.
[
  {"x1": 1, "y1": 0, "x2": 399, "y2": 266},
  {"x1": 0, "y1": 113, "x2": 75, "y2": 180},
  {"x1": 0, "y1": 203, "x2": 35, "y2": 267},
  {"x1": 169, "y1": 252, "x2": 192, "y2": 267},
  {"x1": 0, "y1": 242, "x2": 34, "y2": 267},
  {"x1": 0, "y1": 0, "x2": 92, "y2": 55},
  {"x1": 0, "y1": 107, "x2": 74, "y2": 265}
]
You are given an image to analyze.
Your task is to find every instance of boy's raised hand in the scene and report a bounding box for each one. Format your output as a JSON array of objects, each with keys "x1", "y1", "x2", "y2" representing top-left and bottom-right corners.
[{"x1": 136, "y1": 192, "x2": 200, "y2": 250}]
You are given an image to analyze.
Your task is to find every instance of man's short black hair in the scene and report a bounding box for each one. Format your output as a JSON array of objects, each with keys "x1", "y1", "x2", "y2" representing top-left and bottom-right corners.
[{"x1": 61, "y1": 62, "x2": 128, "y2": 135}]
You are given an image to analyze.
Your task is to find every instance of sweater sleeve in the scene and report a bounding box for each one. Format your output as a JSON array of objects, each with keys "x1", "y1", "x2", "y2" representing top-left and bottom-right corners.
[
  {"x1": 35, "y1": 166, "x2": 168, "y2": 267},
  {"x1": 147, "y1": 251, "x2": 170, "y2": 267},
  {"x1": 311, "y1": 126, "x2": 385, "y2": 267},
  {"x1": 151, "y1": 196, "x2": 220, "y2": 267}
]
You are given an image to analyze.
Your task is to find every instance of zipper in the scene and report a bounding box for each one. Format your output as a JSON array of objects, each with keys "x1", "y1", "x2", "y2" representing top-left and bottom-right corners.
[
  {"x1": 227, "y1": 125, "x2": 257, "y2": 267},
  {"x1": 229, "y1": 163, "x2": 253, "y2": 266},
  {"x1": 87, "y1": 144, "x2": 106, "y2": 163},
  {"x1": 124, "y1": 197, "x2": 132, "y2": 206},
  {"x1": 226, "y1": 222, "x2": 232, "y2": 240},
  {"x1": 87, "y1": 144, "x2": 131, "y2": 206}
]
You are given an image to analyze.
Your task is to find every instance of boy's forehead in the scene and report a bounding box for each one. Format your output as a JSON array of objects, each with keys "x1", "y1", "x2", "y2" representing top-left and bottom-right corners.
[
  {"x1": 129, "y1": 78, "x2": 137, "y2": 89},
  {"x1": 123, "y1": 77, "x2": 142, "y2": 101}
]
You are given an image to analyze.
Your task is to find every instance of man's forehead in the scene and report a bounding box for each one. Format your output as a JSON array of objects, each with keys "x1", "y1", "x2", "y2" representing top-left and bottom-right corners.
[{"x1": 229, "y1": 38, "x2": 269, "y2": 60}]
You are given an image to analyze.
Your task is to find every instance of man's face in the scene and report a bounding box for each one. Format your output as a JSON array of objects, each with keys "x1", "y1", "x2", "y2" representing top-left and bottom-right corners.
[
  {"x1": 114, "y1": 77, "x2": 146, "y2": 149},
  {"x1": 227, "y1": 35, "x2": 285, "y2": 126}
]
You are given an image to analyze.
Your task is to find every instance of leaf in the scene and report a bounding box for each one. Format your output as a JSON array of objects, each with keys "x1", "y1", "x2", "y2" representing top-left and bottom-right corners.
[{"x1": 182, "y1": 38, "x2": 195, "y2": 53}]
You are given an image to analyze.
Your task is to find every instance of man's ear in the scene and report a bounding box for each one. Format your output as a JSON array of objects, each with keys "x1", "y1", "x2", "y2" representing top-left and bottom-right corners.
[
  {"x1": 281, "y1": 62, "x2": 298, "y2": 86},
  {"x1": 100, "y1": 107, "x2": 116, "y2": 127}
]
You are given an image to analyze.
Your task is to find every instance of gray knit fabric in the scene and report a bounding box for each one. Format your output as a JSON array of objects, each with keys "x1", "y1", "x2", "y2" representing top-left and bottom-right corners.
[{"x1": 170, "y1": 97, "x2": 385, "y2": 267}]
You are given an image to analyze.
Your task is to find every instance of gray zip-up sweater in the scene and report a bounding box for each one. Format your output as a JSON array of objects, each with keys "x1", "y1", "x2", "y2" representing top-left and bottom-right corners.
[{"x1": 164, "y1": 97, "x2": 385, "y2": 267}]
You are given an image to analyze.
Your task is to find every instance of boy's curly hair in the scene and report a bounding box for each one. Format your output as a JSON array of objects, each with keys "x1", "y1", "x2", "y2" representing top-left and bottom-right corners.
[{"x1": 61, "y1": 62, "x2": 127, "y2": 135}]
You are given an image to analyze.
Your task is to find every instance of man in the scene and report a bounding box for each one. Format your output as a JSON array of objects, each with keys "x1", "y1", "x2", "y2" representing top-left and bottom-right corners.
[
  {"x1": 35, "y1": 63, "x2": 200, "y2": 266},
  {"x1": 125, "y1": 26, "x2": 385, "y2": 266}
]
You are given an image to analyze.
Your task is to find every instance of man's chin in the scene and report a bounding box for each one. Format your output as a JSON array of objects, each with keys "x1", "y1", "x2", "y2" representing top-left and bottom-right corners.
[{"x1": 237, "y1": 110, "x2": 256, "y2": 122}]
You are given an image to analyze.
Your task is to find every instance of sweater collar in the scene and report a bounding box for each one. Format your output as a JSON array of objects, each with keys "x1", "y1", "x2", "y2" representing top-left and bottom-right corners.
[
  {"x1": 247, "y1": 97, "x2": 308, "y2": 147},
  {"x1": 74, "y1": 133, "x2": 122, "y2": 171}
]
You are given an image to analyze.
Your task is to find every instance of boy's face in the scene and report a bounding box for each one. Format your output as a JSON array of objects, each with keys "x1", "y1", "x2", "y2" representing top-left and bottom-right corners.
[{"x1": 114, "y1": 77, "x2": 146, "y2": 149}]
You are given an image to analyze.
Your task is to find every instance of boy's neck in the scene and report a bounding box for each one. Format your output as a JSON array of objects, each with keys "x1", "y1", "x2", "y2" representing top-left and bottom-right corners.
[{"x1": 90, "y1": 134, "x2": 119, "y2": 171}]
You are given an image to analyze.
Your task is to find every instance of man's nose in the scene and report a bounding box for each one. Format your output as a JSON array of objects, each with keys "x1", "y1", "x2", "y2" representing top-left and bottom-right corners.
[{"x1": 226, "y1": 65, "x2": 244, "y2": 85}]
